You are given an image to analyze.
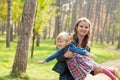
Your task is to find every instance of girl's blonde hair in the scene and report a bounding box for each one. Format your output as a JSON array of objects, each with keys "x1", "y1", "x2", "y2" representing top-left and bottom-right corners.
[{"x1": 56, "y1": 32, "x2": 73, "y2": 45}]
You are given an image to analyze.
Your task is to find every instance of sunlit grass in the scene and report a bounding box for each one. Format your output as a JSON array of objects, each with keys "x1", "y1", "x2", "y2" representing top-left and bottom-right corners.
[
  {"x1": 91, "y1": 42, "x2": 120, "y2": 63},
  {"x1": 0, "y1": 35, "x2": 120, "y2": 80}
]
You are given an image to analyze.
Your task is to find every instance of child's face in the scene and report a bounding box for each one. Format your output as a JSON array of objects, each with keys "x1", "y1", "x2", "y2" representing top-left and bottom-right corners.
[{"x1": 56, "y1": 39, "x2": 67, "y2": 49}]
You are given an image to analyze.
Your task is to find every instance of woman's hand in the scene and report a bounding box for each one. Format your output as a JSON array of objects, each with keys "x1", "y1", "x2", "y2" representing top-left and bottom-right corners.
[{"x1": 64, "y1": 51, "x2": 75, "y2": 58}]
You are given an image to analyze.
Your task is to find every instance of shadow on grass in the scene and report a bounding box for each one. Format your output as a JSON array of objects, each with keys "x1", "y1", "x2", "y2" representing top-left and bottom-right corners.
[
  {"x1": 0, "y1": 74, "x2": 30, "y2": 80},
  {"x1": 0, "y1": 40, "x2": 5, "y2": 43},
  {"x1": 0, "y1": 75, "x2": 15, "y2": 80}
]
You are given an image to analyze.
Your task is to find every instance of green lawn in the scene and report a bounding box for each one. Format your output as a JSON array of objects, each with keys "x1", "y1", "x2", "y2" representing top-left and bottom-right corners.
[{"x1": 0, "y1": 36, "x2": 120, "y2": 80}]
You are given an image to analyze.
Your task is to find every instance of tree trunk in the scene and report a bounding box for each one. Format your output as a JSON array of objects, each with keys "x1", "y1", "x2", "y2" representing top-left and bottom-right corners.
[
  {"x1": 117, "y1": 32, "x2": 120, "y2": 49},
  {"x1": 6, "y1": 0, "x2": 12, "y2": 48},
  {"x1": 91, "y1": 0, "x2": 99, "y2": 42},
  {"x1": 31, "y1": 30, "x2": 35, "y2": 58},
  {"x1": 53, "y1": 0, "x2": 61, "y2": 39},
  {"x1": 36, "y1": 34, "x2": 41, "y2": 46},
  {"x1": 11, "y1": 0, "x2": 37, "y2": 77},
  {"x1": 111, "y1": 25, "x2": 116, "y2": 45},
  {"x1": 10, "y1": 25, "x2": 13, "y2": 41},
  {"x1": 69, "y1": 0, "x2": 77, "y2": 33}
]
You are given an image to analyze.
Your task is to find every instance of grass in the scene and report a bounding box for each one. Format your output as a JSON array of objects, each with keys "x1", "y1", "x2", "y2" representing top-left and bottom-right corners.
[
  {"x1": 0, "y1": 35, "x2": 120, "y2": 80},
  {"x1": 91, "y1": 42, "x2": 120, "y2": 63}
]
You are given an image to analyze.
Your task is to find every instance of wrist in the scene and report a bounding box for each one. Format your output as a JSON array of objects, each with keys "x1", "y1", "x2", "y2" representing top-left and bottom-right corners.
[{"x1": 86, "y1": 52, "x2": 90, "y2": 56}]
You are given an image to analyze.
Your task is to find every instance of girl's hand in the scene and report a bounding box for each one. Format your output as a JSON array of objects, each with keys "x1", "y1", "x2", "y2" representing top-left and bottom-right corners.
[
  {"x1": 37, "y1": 60, "x2": 46, "y2": 64},
  {"x1": 64, "y1": 51, "x2": 75, "y2": 58}
]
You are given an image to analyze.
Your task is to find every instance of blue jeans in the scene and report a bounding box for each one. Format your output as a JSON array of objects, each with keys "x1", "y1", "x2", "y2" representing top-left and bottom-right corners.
[
  {"x1": 59, "y1": 69, "x2": 74, "y2": 80},
  {"x1": 59, "y1": 73, "x2": 74, "y2": 80}
]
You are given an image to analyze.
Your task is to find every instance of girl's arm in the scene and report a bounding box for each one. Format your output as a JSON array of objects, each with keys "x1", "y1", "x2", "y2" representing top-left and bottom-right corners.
[
  {"x1": 69, "y1": 43, "x2": 96, "y2": 58},
  {"x1": 69, "y1": 43, "x2": 88, "y2": 55},
  {"x1": 38, "y1": 49, "x2": 62, "y2": 64},
  {"x1": 37, "y1": 60, "x2": 46, "y2": 64}
]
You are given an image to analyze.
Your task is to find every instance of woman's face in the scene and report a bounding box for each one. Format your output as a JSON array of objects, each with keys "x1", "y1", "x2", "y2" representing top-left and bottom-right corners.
[{"x1": 76, "y1": 21, "x2": 90, "y2": 37}]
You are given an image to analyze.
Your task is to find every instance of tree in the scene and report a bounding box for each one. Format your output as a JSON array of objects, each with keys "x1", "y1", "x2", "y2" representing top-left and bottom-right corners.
[
  {"x1": 31, "y1": 0, "x2": 55, "y2": 58},
  {"x1": 6, "y1": 0, "x2": 12, "y2": 48},
  {"x1": 11, "y1": 0, "x2": 38, "y2": 77},
  {"x1": 53, "y1": 0, "x2": 61, "y2": 38}
]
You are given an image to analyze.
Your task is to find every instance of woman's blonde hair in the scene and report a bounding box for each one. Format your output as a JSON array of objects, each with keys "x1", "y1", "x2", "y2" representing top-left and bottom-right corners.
[{"x1": 56, "y1": 32, "x2": 73, "y2": 45}]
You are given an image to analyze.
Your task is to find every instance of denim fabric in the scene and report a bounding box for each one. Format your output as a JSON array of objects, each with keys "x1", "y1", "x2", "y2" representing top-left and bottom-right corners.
[{"x1": 59, "y1": 72, "x2": 74, "y2": 80}]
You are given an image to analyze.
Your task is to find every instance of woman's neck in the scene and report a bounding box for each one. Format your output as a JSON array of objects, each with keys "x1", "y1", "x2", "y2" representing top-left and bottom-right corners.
[{"x1": 77, "y1": 34, "x2": 84, "y2": 47}]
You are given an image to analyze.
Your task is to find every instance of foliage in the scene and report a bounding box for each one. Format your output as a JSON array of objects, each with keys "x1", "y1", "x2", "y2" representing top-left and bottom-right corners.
[
  {"x1": 0, "y1": 0, "x2": 7, "y2": 21},
  {"x1": 12, "y1": 0, "x2": 25, "y2": 22},
  {"x1": 0, "y1": 0, "x2": 24, "y2": 23},
  {"x1": 34, "y1": 0, "x2": 56, "y2": 34}
]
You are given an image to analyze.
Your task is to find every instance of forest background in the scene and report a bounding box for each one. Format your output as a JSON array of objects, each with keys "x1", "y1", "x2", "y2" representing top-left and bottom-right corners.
[{"x1": 0, "y1": 0, "x2": 120, "y2": 80}]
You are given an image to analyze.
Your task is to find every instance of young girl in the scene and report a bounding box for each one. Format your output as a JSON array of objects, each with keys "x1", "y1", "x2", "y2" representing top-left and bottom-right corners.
[{"x1": 38, "y1": 32, "x2": 119, "y2": 80}]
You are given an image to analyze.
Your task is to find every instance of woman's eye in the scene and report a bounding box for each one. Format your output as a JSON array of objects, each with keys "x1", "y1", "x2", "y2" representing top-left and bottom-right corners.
[
  {"x1": 80, "y1": 26, "x2": 83, "y2": 28},
  {"x1": 85, "y1": 26, "x2": 88, "y2": 29}
]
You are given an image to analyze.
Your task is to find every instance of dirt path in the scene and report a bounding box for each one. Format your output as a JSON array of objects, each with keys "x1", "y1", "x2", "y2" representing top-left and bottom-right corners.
[
  {"x1": 101, "y1": 59, "x2": 120, "y2": 68},
  {"x1": 85, "y1": 46, "x2": 120, "y2": 80},
  {"x1": 106, "y1": 45, "x2": 120, "y2": 54},
  {"x1": 100, "y1": 45, "x2": 120, "y2": 68}
]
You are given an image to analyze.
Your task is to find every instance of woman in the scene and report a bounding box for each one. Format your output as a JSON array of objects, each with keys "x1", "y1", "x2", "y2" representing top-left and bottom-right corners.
[{"x1": 64, "y1": 17, "x2": 93, "y2": 80}]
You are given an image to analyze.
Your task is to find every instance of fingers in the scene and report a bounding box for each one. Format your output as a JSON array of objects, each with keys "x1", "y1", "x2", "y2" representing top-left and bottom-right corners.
[{"x1": 64, "y1": 51, "x2": 74, "y2": 58}]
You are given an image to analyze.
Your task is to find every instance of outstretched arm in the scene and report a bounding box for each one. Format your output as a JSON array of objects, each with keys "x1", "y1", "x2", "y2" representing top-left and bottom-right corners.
[
  {"x1": 37, "y1": 60, "x2": 46, "y2": 64},
  {"x1": 37, "y1": 49, "x2": 62, "y2": 64}
]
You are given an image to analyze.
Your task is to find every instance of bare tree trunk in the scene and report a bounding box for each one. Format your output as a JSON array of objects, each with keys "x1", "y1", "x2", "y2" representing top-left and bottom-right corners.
[
  {"x1": 53, "y1": 0, "x2": 61, "y2": 38},
  {"x1": 11, "y1": 0, "x2": 37, "y2": 77},
  {"x1": 69, "y1": 0, "x2": 77, "y2": 33},
  {"x1": 96, "y1": 0, "x2": 101, "y2": 42},
  {"x1": 10, "y1": 24, "x2": 13, "y2": 41},
  {"x1": 6, "y1": 0, "x2": 12, "y2": 48},
  {"x1": 14, "y1": 22, "x2": 17, "y2": 38},
  {"x1": 36, "y1": 34, "x2": 40, "y2": 46},
  {"x1": 48, "y1": 17, "x2": 52, "y2": 38},
  {"x1": 91, "y1": 0, "x2": 99, "y2": 42},
  {"x1": 100, "y1": 0, "x2": 105, "y2": 44},
  {"x1": 111, "y1": 25, "x2": 116, "y2": 45},
  {"x1": 1, "y1": 21, "x2": 5, "y2": 35},
  {"x1": 31, "y1": 29, "x2": 36, "y2": 58},
  {"x1": 117, "y1": 32, "x2": 120, "y2": 49}
]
